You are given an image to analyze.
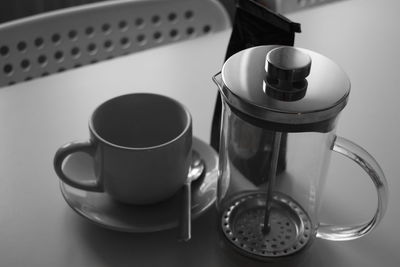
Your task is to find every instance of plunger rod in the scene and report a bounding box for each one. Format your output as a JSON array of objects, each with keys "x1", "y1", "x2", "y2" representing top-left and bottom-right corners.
[{"x1": 262, "y1": 132, "x2": 282, "y2": 234}]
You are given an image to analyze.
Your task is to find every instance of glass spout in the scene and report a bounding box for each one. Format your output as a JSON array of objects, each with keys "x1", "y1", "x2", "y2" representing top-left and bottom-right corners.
[{"x1": 212, "y1": 72, "x2": 223, "y2": 91}]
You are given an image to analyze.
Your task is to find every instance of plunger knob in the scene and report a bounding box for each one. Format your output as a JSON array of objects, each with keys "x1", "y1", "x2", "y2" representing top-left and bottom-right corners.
[{"x1": 265, "y1": 46, "x2": 312, "y2": 101}]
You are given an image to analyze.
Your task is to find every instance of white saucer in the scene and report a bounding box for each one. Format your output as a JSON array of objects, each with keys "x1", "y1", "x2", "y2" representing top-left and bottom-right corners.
[{"x1": 59, "y1": 137, "x2": 218, "y2": 233}]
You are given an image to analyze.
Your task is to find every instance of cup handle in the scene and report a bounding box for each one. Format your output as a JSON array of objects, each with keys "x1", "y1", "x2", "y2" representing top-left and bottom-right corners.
[
  {"x1": 53, "y1": 141, "x2": 104, "y2": 192},
  {"x1": 317, "y1": 136, "x2": 388, "y2": 241}
]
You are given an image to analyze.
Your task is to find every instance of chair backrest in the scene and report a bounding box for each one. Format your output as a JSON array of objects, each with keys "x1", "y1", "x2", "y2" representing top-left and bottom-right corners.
[{"x1": 0, "y1": 0, "x2": 230, "y2": 88}]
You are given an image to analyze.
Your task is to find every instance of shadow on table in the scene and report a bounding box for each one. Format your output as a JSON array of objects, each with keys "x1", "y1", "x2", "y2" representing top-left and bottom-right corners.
[{"x1": 69, "y1": 207, "x2": 338, "y2": 267}]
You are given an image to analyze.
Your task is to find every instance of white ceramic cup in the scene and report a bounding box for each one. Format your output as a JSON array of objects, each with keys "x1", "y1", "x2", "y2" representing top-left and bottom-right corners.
[{"x1": 54, "y1": 93, "x2": 192, "y2": 205}]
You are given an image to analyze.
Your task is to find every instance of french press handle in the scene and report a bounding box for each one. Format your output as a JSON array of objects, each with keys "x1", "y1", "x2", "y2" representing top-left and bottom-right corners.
[{"x1": 317, "y1": 136, "x2": 388, "y2": 241}]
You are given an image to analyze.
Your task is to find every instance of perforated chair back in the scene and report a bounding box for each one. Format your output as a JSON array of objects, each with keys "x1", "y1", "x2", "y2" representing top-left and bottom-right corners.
[{"x1": 0, "y1": 0, "x2": 230, "y2": 88}]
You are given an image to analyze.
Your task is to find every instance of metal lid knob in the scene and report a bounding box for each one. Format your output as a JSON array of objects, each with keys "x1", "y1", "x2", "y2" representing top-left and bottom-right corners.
[{"x1": 265, "y1": 46, "x2": 312, "y2": 101}]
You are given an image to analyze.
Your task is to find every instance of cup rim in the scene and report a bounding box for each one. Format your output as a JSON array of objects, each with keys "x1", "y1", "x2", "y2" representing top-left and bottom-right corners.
[{"x1": 88, "y1": 93, "x2": 192, "y2": 150}]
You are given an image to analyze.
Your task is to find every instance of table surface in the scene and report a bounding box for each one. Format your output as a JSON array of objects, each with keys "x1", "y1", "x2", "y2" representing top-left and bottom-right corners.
[{"x1": 1, "y1": 0, "x2": 400, "y2": 266}]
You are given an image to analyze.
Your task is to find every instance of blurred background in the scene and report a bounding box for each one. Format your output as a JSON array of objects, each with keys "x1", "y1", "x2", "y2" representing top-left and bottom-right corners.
[
  {"x1": 0, "y1": 0, "x2": 235, "y2": 23},
  {"x1": 0, "y1": 0, "x2": 344, "y2": 24},
  {"x1": 0, "y1": 0, "x2": 105, "y2": 23}
]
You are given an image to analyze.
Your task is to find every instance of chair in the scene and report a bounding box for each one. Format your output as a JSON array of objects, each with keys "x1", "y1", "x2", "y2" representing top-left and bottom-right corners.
[{"x1": 0, "y1": 0, "x2": 231, "y2": 88}]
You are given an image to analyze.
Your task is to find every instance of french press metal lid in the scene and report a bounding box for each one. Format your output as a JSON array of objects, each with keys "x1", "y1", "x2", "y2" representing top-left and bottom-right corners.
[{"x1": 219, "y1": 45, "x2": 351, "y2": 131}]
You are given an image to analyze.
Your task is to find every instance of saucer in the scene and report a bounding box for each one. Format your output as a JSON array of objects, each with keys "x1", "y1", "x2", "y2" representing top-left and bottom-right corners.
[{"x1": 59, "y1": 137, "x2": 218, "y2": 233}]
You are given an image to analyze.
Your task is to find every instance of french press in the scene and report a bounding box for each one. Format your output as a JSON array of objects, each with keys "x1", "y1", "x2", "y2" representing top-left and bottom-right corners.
[{"x1": 213, "y1": 45, "x2": 388, "y2": 260}]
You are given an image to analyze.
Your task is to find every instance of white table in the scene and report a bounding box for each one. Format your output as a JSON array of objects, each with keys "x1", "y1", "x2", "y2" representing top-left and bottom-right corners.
[{"x1": 1, "y1": 0, "x2": 399, "y2": 266}]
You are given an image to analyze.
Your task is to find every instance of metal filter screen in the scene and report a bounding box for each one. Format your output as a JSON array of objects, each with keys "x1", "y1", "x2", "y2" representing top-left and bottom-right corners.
[{"x1": 221, "y1": 192, "x2": 312, "y2": 259}]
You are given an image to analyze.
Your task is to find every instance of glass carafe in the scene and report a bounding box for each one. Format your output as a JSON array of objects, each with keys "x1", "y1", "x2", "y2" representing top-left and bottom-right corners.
[{"x1": 213, "y1": 46, "x2": 388, "y2": 260}]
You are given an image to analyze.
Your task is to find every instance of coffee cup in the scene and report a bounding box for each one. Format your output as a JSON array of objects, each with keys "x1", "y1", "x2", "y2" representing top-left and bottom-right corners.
[{"x1": 54, "y1": 93, "x2": 192, "y2": 205}]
